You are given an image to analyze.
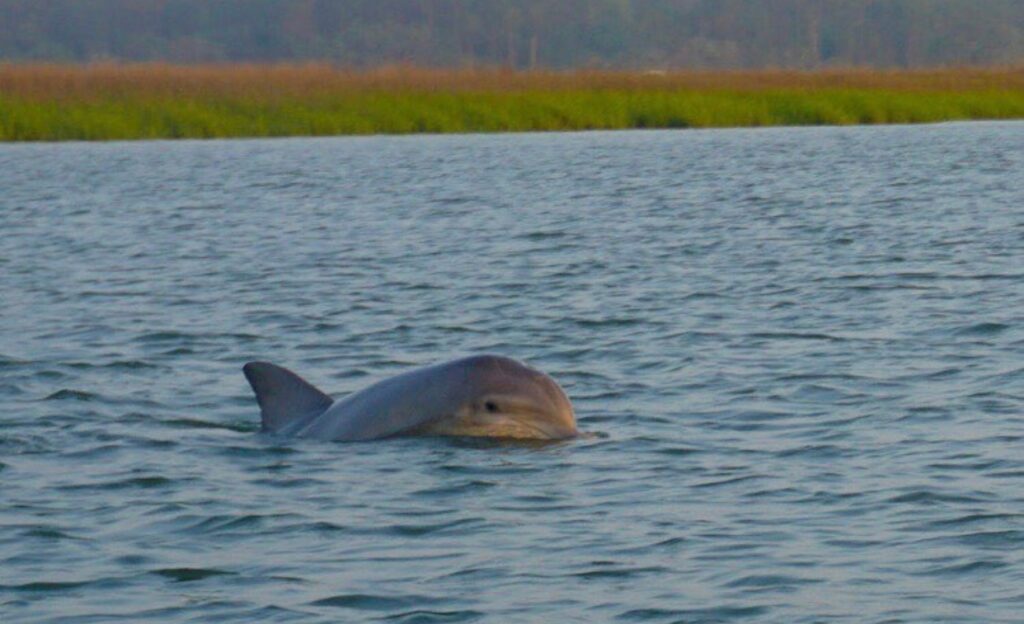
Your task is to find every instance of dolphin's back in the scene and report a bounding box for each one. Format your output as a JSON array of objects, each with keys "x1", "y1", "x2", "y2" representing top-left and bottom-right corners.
[
  {"x1": 295, "y1": 361, "x2": 468, "y2": 441},
  {"x1": 242, "y1": 362, "x2": 333, "y2": 433}
]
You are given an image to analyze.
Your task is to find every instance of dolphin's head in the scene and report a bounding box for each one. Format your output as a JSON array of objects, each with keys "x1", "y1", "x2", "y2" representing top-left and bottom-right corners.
[{"x1": 440, "y1": 355, "x2": 577, "y2": 440}]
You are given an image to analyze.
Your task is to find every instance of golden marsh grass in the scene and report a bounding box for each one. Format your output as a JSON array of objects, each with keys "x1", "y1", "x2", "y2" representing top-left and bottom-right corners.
[{"x1": 2, "y1": 64, "x2": 1023, "y2": 140}]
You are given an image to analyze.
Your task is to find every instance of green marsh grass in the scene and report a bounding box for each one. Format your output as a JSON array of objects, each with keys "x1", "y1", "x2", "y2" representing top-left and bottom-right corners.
[{"x1": 2, "y1": 64, "x2": 1023, "y2": 140}]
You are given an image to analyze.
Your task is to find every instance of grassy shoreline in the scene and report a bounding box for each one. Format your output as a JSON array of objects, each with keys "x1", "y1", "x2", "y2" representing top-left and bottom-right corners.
[{"x1": 2, "y1": 64, "x2": 1023, "y2": 141}]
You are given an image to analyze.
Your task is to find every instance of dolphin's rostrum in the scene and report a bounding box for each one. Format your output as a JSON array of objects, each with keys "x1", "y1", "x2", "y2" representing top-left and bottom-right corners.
[{"x1": 243, "y1": 355, "x2": 577, "y2": 441}]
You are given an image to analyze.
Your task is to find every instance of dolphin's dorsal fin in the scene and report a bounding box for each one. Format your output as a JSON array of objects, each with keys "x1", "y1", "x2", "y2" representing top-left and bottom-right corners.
[{"x1": 243, "y1": 362, "x2": 333, "y2": 432}]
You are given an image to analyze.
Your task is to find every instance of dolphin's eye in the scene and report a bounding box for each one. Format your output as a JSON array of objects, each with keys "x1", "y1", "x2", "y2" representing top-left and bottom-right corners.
[{"x1": 484, "y1": 400, "x2": 499, "y2": 413}]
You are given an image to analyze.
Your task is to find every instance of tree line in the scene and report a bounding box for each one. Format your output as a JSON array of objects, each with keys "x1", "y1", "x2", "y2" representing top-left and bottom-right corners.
[{"x1": 2, "y1": 0, "x2": 1023, "y2": 68}]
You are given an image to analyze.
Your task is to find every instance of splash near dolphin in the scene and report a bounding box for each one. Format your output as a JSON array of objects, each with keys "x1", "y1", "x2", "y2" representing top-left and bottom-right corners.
[{"x1": 243, "y1": 355, "x2": 577, "y2": 441}]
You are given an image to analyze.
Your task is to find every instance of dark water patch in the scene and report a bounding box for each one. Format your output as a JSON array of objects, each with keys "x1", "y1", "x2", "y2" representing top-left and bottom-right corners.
[
  {"x1": 519, "y1": 230, "x2": 568, "y2": 241},
  {"x1": 743, "y1": 486, "x2": 804, "y2": 500},
  {"x1": 135, "y1": 331, "x2": 195, "y2": 343},
  {"x1": 43, "y1": 389, "x2": 98, "y2": 401},
  {"x1": 20, "y1": 526, "x2": 84, "y2": 541},
  {"x1": 0, "y1": 382, "x2": 26, "y2": 396},
  {"x1": 311, "y1": 593, "x2": 443, "y2": 611},
  {"x1": 57, "y1": 476, "x2": 175, "y2": 492},
  {"x1": 776, "y1": 444, "x2": 849, "y2": 459},
  {"x1": 888, "y1": 489, "x2": 992, "y2": 505},
  {"x1": 729, "y1": 409, "x2": 793, "y2": 423},
  {"x1": 168, "y1": 513, "x2": 298, "y2": 535},
  {"x1": 61, "y1": 443, "x2": 123, "y2": 459},
  {"x1": 897, "y1": 406, "x2": 954, "y2": 423},
  {"x1": 954, "y1": 322, "x2": 1010, "y2": 337},
  {"x1": 823, "y1": 537, "x2": 885, "y2": 548},
  {"x1": 380, "y1": 610, "x2": 485, "y2": 623},
  {"x1": 0, "y1": 433, "x2": 56, "y2": 455},
  {"x1": 917, "y1": 560, "x2": 1009, "y2": 576},
  {"x1": 950, "y1": 530, "x2": 1024, "y2": 548},
  {"x1": 248, "y1": 476, "x2": 323, "y2": 489},
  {"x1": 748, "y1": 331, "x2": 847, "y2": 342},
  {"x1": 694, "y1": 475, "x2": 764, "y2": 489},
  {"x1": 889, "y1": 271, "x2": 942, "y2": 281},
  {"x1": 680, "y1": 291, "x2": 725, "y2": 302},
  {"x1": 218, "y1": 331, "x2": 262, "y2": 342},
  {"x1": 493, "y1": 502, "x2": 576, "y2": 513},
  {"x1": 773, "y1": 372, "x2": 867, "y2": 382},
  {"x1": 980, "y1": 366, "x2": 1024, "y2": 384},
  {"x1": 427, "y1": 563, "x2": 509, "y2": 581},
  {"x1": 0, "y1": 354, "x2": 31, "y2": 369},
  {"x1": 412, "y1": 480, "x2": 498, "y2": 497},
  {"x1": 143, "y1": 502, "x2": 190, "y2": 516},
  {"x1": 175, "y1": 203, "x2": 226, "y2": 212},
  {"x1": 435, "y1": 324, "x2": 487, "y2": 335},
  {"x1": 909, "y1": 530, "x2": 1024, "y2": 550},
  {"x1": 161, "y1": 417, "x2": 257, "y2": 433},
  {"x1": 556, "y1": 369, "x2": 615, "y2": 382},
  {"x1": 572, "y1": 565, "x2": 670, "y2": 580},
  {"x1": 116, "y1": 554, "x2": 153, "y2": 566},
  {"x1": 151, "y1": 568, "x2": 236, "y2": 583},
  {"x1": 793, "y1": 490, "x2": 863, "y2": 505},
  {"x1": 724, "y1": 574, "x2": 822, "y2": 589},
  {"x1": 989, "y1": 470, "x2": 1024, "y2": 479},
  {"x1": 252, "y1": 460, "x2": 294, "y2": 473},
  {"x1": 101, "y1": 360, "x2": 162, "y2": 371},
  {"x1": 957, "y1": 272, "x2": 1024, "y2": 281},
  {"x1": 430, "y1": 195, "x2": 478, "y2": 206},
  {"x1": 299, "y1": 521, "x2": 347, "y2": 533},
  {"x1": 789, "y1": 383, "x2": 864, "y2": 403},
  {"x1": 31, "y1": 369, "x2": 67, "y2": 380},
  {"x1": 617, "y1": 605, "x2": 770, "y2": 622},
  {"x1": 382, "y1": 517, "x2": 485, "y2": 537},
  {"x1": 0, "y1": 578, "x2": 125, "y2": 592},
  {"x1": 572, "y1": 317, "x2": 644, "y2": 328},
  {"x1": 133, "y1": 436, "x2": 179, "y2": 450},
  {"x1": 218, "y1": 443, "x2": 296, "y2": 458},
  {"x1": 836, "y1": 282, "x2": 939, "y2": 293},
  {"x1": 894, "y1": 367, "x2": 963, "y2": 382},
  {"x1": 654, "y1": 446, "x2": 703, "y2": 457},
  {"x1": 79, "y1": 290, "x2": 150, "y2": 299},
  {"x1": 927, "y1": 459, "x2": 1009, "y2": 472},
  {"x1": 610, "y1": 536, "x2": 689, "y2": 556}
]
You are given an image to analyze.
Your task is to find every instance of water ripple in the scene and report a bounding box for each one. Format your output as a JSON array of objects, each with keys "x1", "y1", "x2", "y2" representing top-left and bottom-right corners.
[{"x1": 2, "y1": 123, "x2": 1023, "y2": 623}]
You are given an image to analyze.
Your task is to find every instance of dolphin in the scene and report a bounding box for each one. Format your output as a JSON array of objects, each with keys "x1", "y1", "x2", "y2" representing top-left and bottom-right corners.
[{"x1": 242, "y1": 355, "x2": 577, "y2": 441}]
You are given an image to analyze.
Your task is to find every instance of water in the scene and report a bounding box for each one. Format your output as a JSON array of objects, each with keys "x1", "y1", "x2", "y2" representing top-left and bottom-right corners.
[{"x1": 1, "y1": 123, "x2": 1023, "y2": 623}]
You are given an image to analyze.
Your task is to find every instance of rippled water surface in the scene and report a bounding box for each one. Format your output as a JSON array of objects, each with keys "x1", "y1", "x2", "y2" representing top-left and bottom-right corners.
[{"x1": 2, "y1": 123, "x2": 1023, "y2": 623}]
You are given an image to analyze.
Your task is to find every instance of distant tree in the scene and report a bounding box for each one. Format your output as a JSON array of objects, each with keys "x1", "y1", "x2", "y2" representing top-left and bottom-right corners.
[{"x1": 1, "y1": 0, "x2": 1023, "y2": 67}]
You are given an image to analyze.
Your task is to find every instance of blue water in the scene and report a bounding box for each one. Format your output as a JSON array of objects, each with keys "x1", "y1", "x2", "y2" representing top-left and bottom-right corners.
[{"x1": 2, "y1": 123, "x2": 1023, "y2": 623}]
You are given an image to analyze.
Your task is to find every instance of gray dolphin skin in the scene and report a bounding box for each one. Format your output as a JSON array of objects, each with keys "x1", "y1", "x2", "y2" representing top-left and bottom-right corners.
[{"x1": 242, "y1": 355, "x2": 577, "y2": 441}]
